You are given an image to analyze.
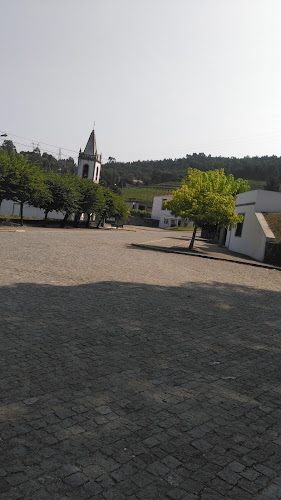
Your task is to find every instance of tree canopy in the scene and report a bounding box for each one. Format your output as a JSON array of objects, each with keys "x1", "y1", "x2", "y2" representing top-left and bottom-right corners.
[
  {"x1": 0, "y1": 147, "x2": 128, "y2": 227},
  {"x1": 165, "y1": 168, "x2": 250, "y2": 249}
]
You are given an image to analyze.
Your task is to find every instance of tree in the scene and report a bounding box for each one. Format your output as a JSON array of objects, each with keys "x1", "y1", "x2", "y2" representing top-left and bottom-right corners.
[
  {"x1": 95, "y1": 187, "x2": 128, "y2": 227},
  {"x1": 264, "y1": 176, "x2": 280, "y2": 192},
  {"x1": 0, "y1": 149, "x2": 13, "y2": 204},
  {"x1": 6, "y1": 152, "x2": 47, "y2": 225},
  {"x1": 57, "y1": 174, "x2": 82, "y2": 227},
  {"x1": 164, "y1": 168, "x2": 250, "y2": 250},
  {"x1": 32, "y1": 171, "x2": 66, "y2": 224},
  {"x1": 1, "y1": 140, "x2": 17, "y2": 155},
  {"x1": 76, "y1": 178, "x2": 104, "y2": 227}
]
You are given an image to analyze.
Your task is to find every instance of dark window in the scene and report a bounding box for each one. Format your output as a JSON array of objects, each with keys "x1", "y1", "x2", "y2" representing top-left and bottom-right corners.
[
  {"x1": 82, "y1": 164, "x2": 89, "y2": 178},
  {"x1": 235, "y1": 213, "x2": 245, "y2": 237},
  {"x1": 161, "y1": 199, "x2": 168, "y2": 210}
]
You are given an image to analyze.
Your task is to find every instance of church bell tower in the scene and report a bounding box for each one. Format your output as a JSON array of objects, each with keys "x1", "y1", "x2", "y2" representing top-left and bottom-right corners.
[{"x1": 77, "y1": 130, "x2": 101, "y2": 183}]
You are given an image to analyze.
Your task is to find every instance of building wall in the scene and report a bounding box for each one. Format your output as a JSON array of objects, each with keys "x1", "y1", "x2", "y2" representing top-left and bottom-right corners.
[
  {"x1": 151, "y1": 195, "x2": 173, "y2": 221},
  {"x1": 227, "y1": 206, "x2": 267, "y2": 261},
  {"x1": 77, "y1": 159, "x2": 96, "y2": 182},
  {"x1": 226, "y1": 190, "x2": 281, "y2": 261},
  {"x1": 0, "y1": 199, "x2": 64, "y2": 220}
]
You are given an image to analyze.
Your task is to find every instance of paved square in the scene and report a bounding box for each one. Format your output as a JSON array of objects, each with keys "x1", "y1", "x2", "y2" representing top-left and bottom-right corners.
[{"x1": 0, "y1": 228, "x2": 281, "y2": 499}]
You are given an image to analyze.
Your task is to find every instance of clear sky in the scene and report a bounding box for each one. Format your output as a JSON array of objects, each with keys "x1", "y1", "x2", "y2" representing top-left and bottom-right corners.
[{"x1": 1, "y1": 0, "x2": 281, "y2": 163}]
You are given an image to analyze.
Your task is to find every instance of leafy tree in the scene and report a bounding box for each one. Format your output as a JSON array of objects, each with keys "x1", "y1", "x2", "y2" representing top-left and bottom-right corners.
[
  {"x1": 1, "y1": 139, "x2": 17, "y2": 155},
  {"x1": 95, "y1": 187, "x2": 128, "y2": 227},
  {"x1": 0, "y1": 149, "x2": 13, "y2": 204},
  {"x1": 110, "y1": 192, "x2": 129, "y2": 222},
  {"x1": 264, "y1": 176, "x2": 280, "y2": 192},
  {"x1": 76, "y1": 178, "x2": 104, "y2": 227},
  {"x1": 31, "y1": 171, "x2": 67, "y2": 224},
  {"x1": 57, "y1": 174, "x2": 82, "y2": 227},
  {"x1": 6, "y1": 152, "x2": 47, "y2": 225},
  {"x1": 164, "y1": 168, "x2": 250, "y2": 250}
]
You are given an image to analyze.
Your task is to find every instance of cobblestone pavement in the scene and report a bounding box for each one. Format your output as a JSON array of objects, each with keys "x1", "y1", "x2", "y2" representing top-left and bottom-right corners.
[{"x1": 1, "y1": 228, "x2": 281, "y2": 499}]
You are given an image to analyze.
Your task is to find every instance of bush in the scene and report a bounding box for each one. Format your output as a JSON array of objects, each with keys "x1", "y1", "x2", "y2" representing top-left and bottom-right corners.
[{"x1": 129, "y1": 209, "x2": 151, "y2": 218}]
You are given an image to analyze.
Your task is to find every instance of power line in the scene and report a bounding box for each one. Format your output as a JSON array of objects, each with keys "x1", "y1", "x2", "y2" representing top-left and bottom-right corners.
[
  {"x1": 0, "y1": 129, "x2": 79, "y2": 155},
  {"x1": 0, "y1": 139, "x2": 77, "y2": 160}
]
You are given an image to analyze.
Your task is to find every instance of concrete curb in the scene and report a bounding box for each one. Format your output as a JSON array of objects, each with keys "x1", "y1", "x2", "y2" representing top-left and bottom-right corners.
[{"x1": 131, "y1": 243, "x2": 281, "y2": 271}]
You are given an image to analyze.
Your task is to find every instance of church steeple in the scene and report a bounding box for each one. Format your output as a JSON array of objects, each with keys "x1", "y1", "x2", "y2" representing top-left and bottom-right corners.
[{"x1": 77, "y1": 129, "x2": 102, "y2": 183}]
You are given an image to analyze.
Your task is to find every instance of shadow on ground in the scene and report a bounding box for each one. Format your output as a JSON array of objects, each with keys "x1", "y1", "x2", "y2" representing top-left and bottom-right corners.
[{"x1": 1, "y1": 281, "x2": 281, "y2": 499}]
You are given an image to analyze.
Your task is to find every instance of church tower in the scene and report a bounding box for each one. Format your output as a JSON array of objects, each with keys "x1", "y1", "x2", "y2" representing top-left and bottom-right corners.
[{"x1": 77, "y1": 130, "x2": 101, "y2": 183}]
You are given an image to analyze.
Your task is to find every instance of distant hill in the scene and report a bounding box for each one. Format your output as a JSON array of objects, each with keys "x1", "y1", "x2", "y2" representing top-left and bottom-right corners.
[{"x1": 101, "y1": 153, "x2": 280, "y2": 193}]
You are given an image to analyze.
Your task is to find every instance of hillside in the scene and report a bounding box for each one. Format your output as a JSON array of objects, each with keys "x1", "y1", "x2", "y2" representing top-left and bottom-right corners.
[
  {"x1": 121, "y1": 179, "x2": 266, "y2": 204},
  {"x1": 101, "y1": 153, "x2": 281, "y2": 192}
]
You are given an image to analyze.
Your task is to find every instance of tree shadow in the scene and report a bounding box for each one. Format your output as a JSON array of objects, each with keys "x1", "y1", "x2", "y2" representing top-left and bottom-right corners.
[{"x1": 1, "y1": 280, "x2": 281, "y2": 498}]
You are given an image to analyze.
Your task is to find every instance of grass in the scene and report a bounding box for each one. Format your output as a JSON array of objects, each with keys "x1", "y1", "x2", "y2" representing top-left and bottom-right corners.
[
  {"x1": 0, "y1": 215, "x2": 40, "y2": 220},
  {"x1": 121, "y1": 184, "x2": 180, "y2": 202}
]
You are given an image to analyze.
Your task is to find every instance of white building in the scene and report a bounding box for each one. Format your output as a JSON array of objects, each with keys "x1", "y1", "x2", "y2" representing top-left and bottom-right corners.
[
  {"x1": 225, "y1": 190, "x2": 281, "y2": 261},
  {"x1": 151, "y1": 195, "x2": 192, "y2": 229}
]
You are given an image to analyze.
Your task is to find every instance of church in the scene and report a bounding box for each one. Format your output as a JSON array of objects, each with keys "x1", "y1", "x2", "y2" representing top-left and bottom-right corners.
[
  {"x1": 0, "y1": 129, "x2": 102, "y2": 220},
  {"x1": 77, "y1": 129, "x2": 102, "y2": 184}
]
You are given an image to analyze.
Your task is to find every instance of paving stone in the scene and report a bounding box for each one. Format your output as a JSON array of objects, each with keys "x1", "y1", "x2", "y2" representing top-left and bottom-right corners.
[
  {"x1": 6, "y1": 473, "x2": 28, "y2": 486},
  {"x1": 167, "y1": 488, "x2": 187, "y2": 499},
  {"x1": 132, "y1": 471, "x2": 154, "y2": 487},
  {"x1": 83, "y1": 481, "x2": 103, "y2": 495},
  {"x1": 63, "y1": 473, "x2": 88, "y2": 487},
  {"x1": 1, "y1": 229, "x2": 281, "y2": 499},
  {"x1": 30, "y1": 490, "x2": 53, "y2": 500}
]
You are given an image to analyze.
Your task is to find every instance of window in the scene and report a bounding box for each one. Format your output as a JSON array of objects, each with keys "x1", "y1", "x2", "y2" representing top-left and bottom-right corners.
[
  {"x1": 95, "y1": 166, "x2": 99, "y2": 181},
  {"x1": 235, "y1": 213, "x2": 245, "y2": 237},
  {"x1": 82, "y1": 164, "x2": 89, "y2": 178},
  {"x1": 164, "y1": 218, "x2": 168, "y2": 224},
  {"x1": 161, "y1": 199, "x2": 168, "y2": 210}
]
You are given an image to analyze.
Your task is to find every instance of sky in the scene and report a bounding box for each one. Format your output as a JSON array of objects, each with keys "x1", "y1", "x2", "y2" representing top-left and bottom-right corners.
[{"x1": 1, "y1": 0, "x2": 281, "y2": 163}]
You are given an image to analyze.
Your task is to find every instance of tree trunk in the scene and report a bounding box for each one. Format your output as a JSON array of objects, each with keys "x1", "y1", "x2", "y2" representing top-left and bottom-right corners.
[
  {"x1": 189, "y1": 225, "x2": 197, "y2": 250},
  {"x1": 20, "y1": 201, "x2": 24, "y2": 226},
  {"x1": 218, "y1": 227, "x2": 227, "y2": 247},
  {"x1": 60, "y1": 213, "x2": 69, "y2": 228},
  {"x1": 43, "y1": 210, "x2": 49, "y2": 227},
  {"x1": 74, "y1": 212, "x2": 81, "y2": 228},
  {"x1": 86, "y1": 213, "x2": 90, "y2": 228}
]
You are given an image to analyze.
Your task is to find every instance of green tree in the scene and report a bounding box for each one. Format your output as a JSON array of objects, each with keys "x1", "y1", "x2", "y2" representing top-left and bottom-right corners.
[
  {"x1": 164, "y1": 168, "x2": 250, "y2": 250},
  {"x1": 95, "y1": 187, "x2": 128, "y2": 227},
  {"x1": 0, "y1": 149, "x2": 13, "y2": 204},
  {"x1": 1, "y1": 139, "x2": 17, "y2": 155},
  {"x1": 7, "y1": 152, "x2": 47, "y2": 225},
  {"x1": 58, "y1": 174, "x2": 82, "y2": 227},
  {"x1": 264, "y1": 176, "x2": 280, "y2": 192},
  {"x1": 76, "y1": 178, "x2": 104, "y2": 227},
  {"x1": 31, "y1": 171, "x2": 67, "y2": 224}
]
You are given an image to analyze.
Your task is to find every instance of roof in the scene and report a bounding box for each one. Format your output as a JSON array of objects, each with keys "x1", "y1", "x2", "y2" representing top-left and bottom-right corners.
[
  {"x1": 263, "y1": 213, "x2": 281, "y2": 243},
  {"x1": 84, "y1": 130, "x2": 97, "y2": 156}
]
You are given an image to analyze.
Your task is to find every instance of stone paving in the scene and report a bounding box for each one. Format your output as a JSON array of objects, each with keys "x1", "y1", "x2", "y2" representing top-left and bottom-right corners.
[{"x1": 0, "y1": 227, "x2": 281, "y2": 499}]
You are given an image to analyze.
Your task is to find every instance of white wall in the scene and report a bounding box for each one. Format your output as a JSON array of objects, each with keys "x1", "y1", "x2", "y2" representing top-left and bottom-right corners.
[
  {"x1": 227, "y1": 206, "x2": 267, "y2": 261},
  {"x1": 226, "y1": 190, "x2": 281, "y2": 261},
  {"x1": 77, "y1": 159, "x2": 95, "y2": 181},
  {"x1": 151, "y1": 195, "x2": 173, "y2": 220},
  {"x1": 77, "y1": 159, "x2": 101, "y2": 184},
  {"x1": 0, "y1": 199, "x2": 64, "y2": 220}
]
